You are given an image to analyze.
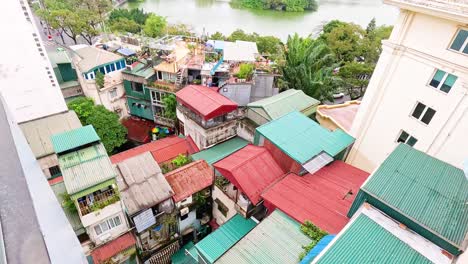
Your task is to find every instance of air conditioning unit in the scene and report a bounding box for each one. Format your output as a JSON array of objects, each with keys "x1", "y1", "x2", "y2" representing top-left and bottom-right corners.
[{"x1": 180, "y1": 207, "x2": 189, "y2": 216}]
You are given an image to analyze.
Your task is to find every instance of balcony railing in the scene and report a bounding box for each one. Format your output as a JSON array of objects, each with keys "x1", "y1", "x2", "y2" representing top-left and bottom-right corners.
[
  {"x1": 177, "y1": 104, "x2": 240, "y2": 129},
  {"x1": 78, "y1": 188, "x2": 119, "y2": 216},
  {"x1": 154, "y1": 115, "x2": 176, "y2": 127}
]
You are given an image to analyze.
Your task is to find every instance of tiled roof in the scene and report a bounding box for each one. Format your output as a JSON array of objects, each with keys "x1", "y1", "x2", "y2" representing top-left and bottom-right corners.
[
  {"x1": 164, "y1": 160, "x2": 214, "y2": 202},
  {"x1": 261, "y1": 161, "x2": 369, "y2": 234},
  {"x1": 115, "y1": 152, "x2": 174, "y2": 215},
  {"x1": 51, "y1": 125, "x2": 100, "y2": 154},
  {"x1": 192, "y1": 137, "x2": 248, "y2": 165},
  {"x1": 59, "y1": 143, "x2": 117, "y2": 195},
  {"x1": 358, "y1": 144, "x2": 468, "y2": 250},
  {"x1": 176, "y1": 85, "x2": 238, "y2": 120},
  {"x1": 73, "y1": 46, "x2": 123, "y2": 73},
  {"x1": 49, "y1": 179, "x2": 85, "y2": 236},
  {"x1": 248, "y1": 89, "x2": 320, "y2": 121},
  {"x1": 110, "y1": 136, "x2": 198, "y2": 164},
  {"x1": 216, "y1": 210, "x2": 311, "y2": 264},
  {"x1": 315, "y1": 206, "x2": 451, "y2": 264},
  {"x1": 91, "y1": 232, "x2": 136, "y2": 264},
  {"x1": 195, "y1": 214, "x2": 257, "y2": 263},
  {"x1": 20, "y1": 111, "x2": 81, "y2": 158},
  {"x1": 255, "y1": 111, "x2": 354, "y2": 164},
  {"x1": 214, "y1": 145, "x2": 285, "y2": 205}
]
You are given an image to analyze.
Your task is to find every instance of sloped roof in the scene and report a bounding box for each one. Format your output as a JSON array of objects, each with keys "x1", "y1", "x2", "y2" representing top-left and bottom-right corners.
[
  {"x1": 214, "y1": 145, "x2": 285, "y2": 205},
  {"x1": 192, "y1": 137, "x2": 248, "y2": 165},
  {"x1": 110, "y1": 136, "x2": 198, "y2": 164},
  {"x1": 50, "y1": 180, "x2": 85, "y2": 235},
  {"x1": 20, "y1": 111, "x2": 81, "y2": 158},
  {"x1": 48, "y1": 49, "x2": 72, "y2": 66},
  {"x1": 314, "y1": 206, "x2": 451, "y2": 264},
  {"x1": 123, "y1": 61, "x2": 155, "y2": 79},
  {"x1": 359, "y1": 143, "x2": 468, "y2": 249},
  {"x1": 316, "y1": 101, "x2": 360, "y2": 133},
  {"x1": 164, "y1": 160, "x2": 214, "y2": 202},
  {"x1": 91, "y1": 232, "x2": 136, "y2": 264},
  {"x1": 256, "y1": 111, "x2": 354, "y2": 164},
  {"x1": 176, "y1": 85, "x2": 238, "y2": 120},
  {"x1": 115, "y1": 152, "x2": 174, "y2": 215},
  {"x1": 216, "y1": 210, "x2": 311, "y2": 264},
  {"x1": 51, "y1": 125, "x2": 100, "y2": 154},
  {"x1": 59, "y1": 143, "x2": 117, "y2": 195},
  {"x1": 72, "y1": 46, "x2": 123, "y2": 73},
  {"x1": 121, "y1": 117, "x2": 154, "y2": 144},
  {"x1": 195, "y1": 214, "x2": 257, "y2": 263},
  {"x1": 248, "y1": 89, "x2": 320, "y2": 121},
  {"x1": 261, "y1": 161, "x2": 369, "y2": 233},
  {"x1": 223, "y1": 41, "x2": 257, "y2": 62}
]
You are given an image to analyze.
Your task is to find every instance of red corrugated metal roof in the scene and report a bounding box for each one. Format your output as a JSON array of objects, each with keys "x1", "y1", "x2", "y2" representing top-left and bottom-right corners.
[
  {"x1": 48, "y1": 176, "x2": 64, "y2": 185},
  {"x1": 261, "y1": 161, "x2": 369, "y2": 234},
  {"x1": 186, "y1": 135, "x2": 200, "y2": 154},
  {"x1": 165, "y1": 160, "x2": 214, "y2": 202},
  {"x1": 91, "y1": 232, "x2": 136, "y2": 264},
  {"x1": 121, "y1": 117, "x2": 155, "y2": 143},
  {"x1": 214, "y1": 145, "x2": 285, "y2": 205},
  {"x1": 176, "y1": 85, "x2": 237, "y2": 120},
  {"x1": 110, "y1": 136, "x2": 197, "y2": 164}
]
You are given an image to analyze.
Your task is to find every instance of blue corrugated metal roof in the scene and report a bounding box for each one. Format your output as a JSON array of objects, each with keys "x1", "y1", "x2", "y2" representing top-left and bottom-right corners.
[
  {"x1": 299, "y1": 235, "x2": 336, "y2": 264},
  {"x1": 117, "y1": 48, "x2": 136, "y2": 57},
  {"x1": 51, "y1": 125, "x2": 100, "y2": 154},
  {"x1": 255, "y1": 111, "x2": 354, "y2": 164}
]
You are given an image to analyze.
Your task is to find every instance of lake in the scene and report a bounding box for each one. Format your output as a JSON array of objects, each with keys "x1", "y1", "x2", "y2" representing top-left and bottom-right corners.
[{"x1": 124, "y1": 0, "x2": 399, "y2": 40}]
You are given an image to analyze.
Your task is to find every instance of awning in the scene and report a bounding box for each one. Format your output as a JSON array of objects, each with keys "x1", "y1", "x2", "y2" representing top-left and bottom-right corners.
[{"x1": 302, "y1": 152, "x2": 334, "y2": 175}]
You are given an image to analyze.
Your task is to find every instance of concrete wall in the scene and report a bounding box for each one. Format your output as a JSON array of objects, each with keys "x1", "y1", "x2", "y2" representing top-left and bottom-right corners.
[
  {"x1": 182, "y1": 116, "x2": 238, "y2": 150},
  {"x1": 236, "y1": 118, "x2": 257, "y2": 143},
  {"x1": 79, "y1": 200, "x2": 125, "y2": 228},
  {"x1": 87, "y1": 211, "x2": 129, "y2": 246},
  {"x1": 38, "y1": 154, "x2": 59, "y2": 179},
  {"x1": 61, "y1": 85, "x2": 83, "y2": 100},
  {"x1": 212, "y1": 186, "x2": 237, "y2": 226},
  {"x1": 250, "y1": 74, "x2": 278, "y2": 102},
  {"x1": 219, "y1": 83, "x2": 252, "y2": 106},
  {"x1": 348, "y1": 11, "x2": 468, "y2": 172},
  {"x1": 179, "y1": 209, "x2": 200, "y2": 235}
]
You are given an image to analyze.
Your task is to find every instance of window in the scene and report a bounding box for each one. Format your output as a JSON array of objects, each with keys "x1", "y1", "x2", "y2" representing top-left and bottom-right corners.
[
  {"x1": 180, "y1": 213, "x2": 188, "y2": 221},
  {"x1": 397, "y1": 130, "x2": 418, "y2": 147},
  {"x1": 131, "y1": 82, "x2": 144, "y2": 93},
  {"x1": 116, "y1": 62, "x2": 122, "y2": 70},
  {"x1": 449, "y1": 29, "x2": 468, "y2": 54},
  {"x1": 94, "y1": 216, "x2": 122, "y2": 236},
  {"x1": 48, "y1": 165, "x2": 62, "y2": 178},
  {"x1": 120, "y1": 60, "x2": 126, "y2": 69},
  {"x1": 151, "y1": 90, "x2": 165, "y2": 104},
  {"x1": 109, "y1": 88, "x2": 117, "y2": 99},
  {"x1": 99, "y1": 67, "x2": 105, "y2": 74},
  {"x1": 105, "y1": 64, "x2": 112, "y2": 73},
  {"x1": 429, "y1": 69, "x2": 457, "y2": 93},
  {"x1": 411, "y1": 102, "x2": 436, "y2": 125}
]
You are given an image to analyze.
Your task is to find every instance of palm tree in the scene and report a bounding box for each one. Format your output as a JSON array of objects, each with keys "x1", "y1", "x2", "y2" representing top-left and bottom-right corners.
[{"x1": 281, "y1": 34, "x2": 341, "y2": 101}]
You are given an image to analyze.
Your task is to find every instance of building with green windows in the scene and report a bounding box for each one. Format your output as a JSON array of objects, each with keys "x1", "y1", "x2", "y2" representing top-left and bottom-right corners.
[{"x1": 48, "y1": 48, "x2": 83, "y2": 100}]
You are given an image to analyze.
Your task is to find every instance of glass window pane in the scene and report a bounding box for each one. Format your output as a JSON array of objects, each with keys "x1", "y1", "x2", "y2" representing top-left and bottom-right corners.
[
  {"x1": 421, "y1": 108, "x2": 436, "y2": 124},
  {"x1": 99, "y1": 67, "x2": 105, "y2": 74},
  {"x1": 101, "y1": 222, "x2": 109, "y2": 232},
  {"x1": 429, "y1": 70, "x2": 445, "y2": 88},
  {"x1": 441, "y1": 74, "x2": 457, "y2": 93},
  {"x1": 463, "y1": 43, "x2": 468, "y2": 54},
  {"x1": 121, "y1": 60, "x2": 126, "y2": 68},
  {"x1": 105, "y1": 65, "x2": 111, "y2": 73},
  {"x1": 94, "y1": 225, "x2": 102, "y2": 235},
  {"x1": 110, "y1": 63, "x2": 115, "y2": 71},
  {"x1": 412, "y1": 103, "x2": 426, "y2": 119},
  {"x1": 397, "y1": 131, "x2": 409, "y2": 143},
  {"x1": 450, "y1": 29, "x2": 468, "y2": 51},
  {"x1": 108, "y1": 218, "x2": 115, "y2": 228},
  {"x1": 407, "y1": 136, "x2": 418, "y2": 147},
  {"x1": 114, "y1": 216, "x2": 121, "y2": 226}
]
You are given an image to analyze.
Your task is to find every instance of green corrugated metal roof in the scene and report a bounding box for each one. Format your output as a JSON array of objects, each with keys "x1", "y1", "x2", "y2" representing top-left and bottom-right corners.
[
  {"x1": 172, "y1": 242, "x2": 197, "y2": 264},
  {"x1": 316, "y1": 214, "x2": 433, "y2": 264},
  {"x1": 216, "y1": 210, "x2": 311, "y2": 264},
  {"x1": 59, "y1": 143, "x2": 117, "y2": 195},
  {"x1": 195, "y1": 214, "x2": 257, "y2": 263},
  {"x1": 123, "y1": 62, "x2": 155, "y2": 79},
  {"x1": 248, "y1": 89, "x2": 320, "y2": 121},
  {"x1": 255, "y1": 111, "x2": 354, "y2": 164},
  {"x1": 50, "y1": 181, "x2": 86, "y2": 235},
  {"x1": 361, "y1": 144, "x2": 468, "y2": 249},
  {"x1": 52, "y1": 125, "x2": 100, "y2": 154},
  {"x1": 192, "y1": 137, "x2": 248, "y2": 165}
]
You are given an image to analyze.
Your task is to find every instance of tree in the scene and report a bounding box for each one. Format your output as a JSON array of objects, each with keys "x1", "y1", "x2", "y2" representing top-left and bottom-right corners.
[
  {"x1": 162, "y1": 94, "x2": 177, "y2": 120},
  {"x1": 236, "y1": 63, "x2": 254, "y2": 79},
  {"x1": 95, "y1": 71, "x2": 105, "y2": 88},
  {"x1": 143, "y1": 14, "x2": 167, "y2": 38},
  {"x1": 256, "y1": 35, "x2": 282, "y2": 55},
  {"x1": 366, "y1": 18, "x2": 376, "y2": 35},
  {"x1": 68, "y1": 97, "x2": 127, "y2": 154},
  {"x1": 210, "y1": 32, "x2": 225, "y2": 40},
  {"x1": 109, "y1": 17, "x2": 141, "y2": 33},
  {"x1": 320, "y1": 22, "x2": 366, "y2": 62},
  {"x1": 109, "y1": 8, "x2": 149, "y2": 26},
  {"x1": 281, "y1": 34, "x2": 340, "y2": 101},
  {"x1": 338, "y1": 62, "x2": 374, "y2": 100},
  {"x1": 166, "y1": 23, "x2": 192, "y2": 36}
]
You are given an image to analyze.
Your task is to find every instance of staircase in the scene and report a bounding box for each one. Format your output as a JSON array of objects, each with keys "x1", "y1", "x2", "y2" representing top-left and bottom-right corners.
[{"x1": 175, "y1": 67, "x2": 186, "y2": 87}]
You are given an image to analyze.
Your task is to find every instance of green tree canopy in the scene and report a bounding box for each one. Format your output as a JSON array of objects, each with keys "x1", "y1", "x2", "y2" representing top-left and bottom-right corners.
[
  {"x1": 338, "y1": 62, "x2": 374, "y2": 100},
  {"x1": 256, "y1": 35, "x2": 282, "y2": 55},
  {"x1": 67, "y1": 97, "x2": 127, "y2": 154},
  {"x1": 281, "y1": 34, "x2": 340, "y2": 101},
  {"x1": 162, "y1": 94, "x2": 177, "y2": 120},
  {"x1": 236, "y1": 63, "x2": 254, "y2": 79},
  {"x1": 320, "y1": 22, "x2": 366, "y2": 62},
  {"x1": 143, "y1": 14, "x2": 167, "y2": 38},
  {"x1": 210, "y1": 32, "x2": 226, "y2": 40},
  {"x1": 108, "y1": 8, "x2": 149, "y2": 25}
]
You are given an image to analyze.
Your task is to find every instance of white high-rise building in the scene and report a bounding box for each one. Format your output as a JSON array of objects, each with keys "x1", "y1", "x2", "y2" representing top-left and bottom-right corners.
[
  {"x1": 347, "y1": 0, "x2": 468, "y2": 172},
  {"x1": 0, "y1": 0, "x2": 68, "y2": 124}
]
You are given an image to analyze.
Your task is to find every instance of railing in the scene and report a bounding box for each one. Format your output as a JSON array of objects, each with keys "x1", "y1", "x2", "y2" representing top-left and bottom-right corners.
[
  {"x1": 78, "y1": 188, "x2": 119, "y2": 216},
  {"x1": 154, "y1": 115, "x2": 176, "y2": 127},
  {"x1": 177, "y1": 104, "x2": 239, "y2": 129}
]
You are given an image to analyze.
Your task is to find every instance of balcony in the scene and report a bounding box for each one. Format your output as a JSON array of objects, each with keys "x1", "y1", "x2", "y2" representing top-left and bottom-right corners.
[
  {"x1": 78, "y1": 188, "x2": 120, "y2": 216},
  {"x1": 177, "y1": 104, "x2": 240, "y2": 129},
  {"x1": 154, "y1": 115, "x2": 176, "y2": 128}
]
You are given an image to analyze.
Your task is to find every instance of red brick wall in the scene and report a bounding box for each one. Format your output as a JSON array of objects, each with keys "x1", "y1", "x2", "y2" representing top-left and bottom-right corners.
[{"x1": 264, "y1": 139, "x2": 302, "y2": 174}]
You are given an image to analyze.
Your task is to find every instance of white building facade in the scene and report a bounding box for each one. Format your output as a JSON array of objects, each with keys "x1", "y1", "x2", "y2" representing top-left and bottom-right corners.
[{"x1": 347, "y1": 0, "x2": 468, "y2": 172}]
